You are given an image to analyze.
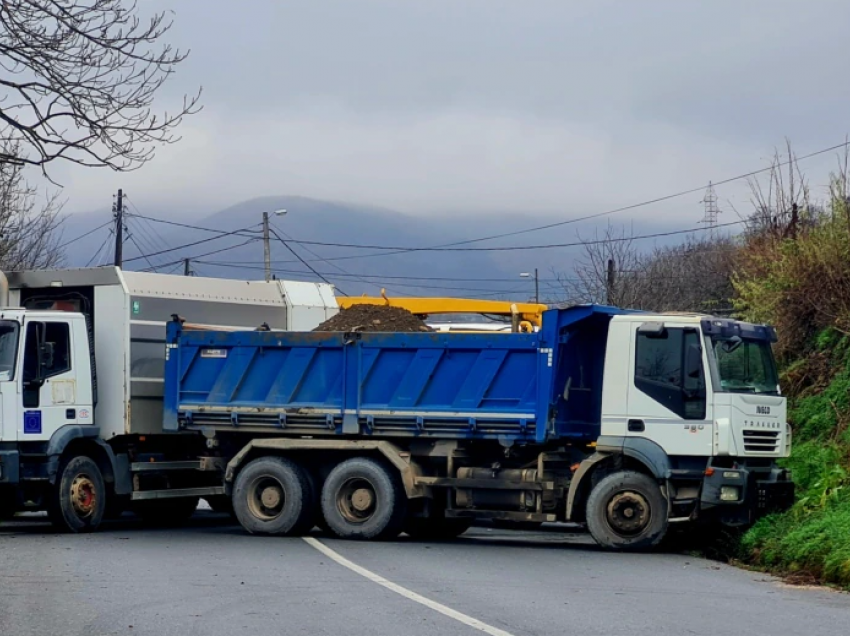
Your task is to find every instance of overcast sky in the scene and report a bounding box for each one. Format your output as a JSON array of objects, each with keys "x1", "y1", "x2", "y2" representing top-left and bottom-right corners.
[{"x1": 53, "y1": 0, "x2": 850, "y2": 224}]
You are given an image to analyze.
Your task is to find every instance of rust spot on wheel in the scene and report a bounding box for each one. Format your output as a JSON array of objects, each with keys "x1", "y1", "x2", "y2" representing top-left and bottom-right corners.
[{"x1": 70, "y1": 474, "x2": 98, "y2": 518}]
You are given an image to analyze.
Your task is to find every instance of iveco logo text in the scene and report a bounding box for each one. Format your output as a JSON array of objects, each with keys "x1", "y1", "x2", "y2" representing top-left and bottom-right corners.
[{"x1": 756, "y1": 406, "x2": 771, "y2": 415}]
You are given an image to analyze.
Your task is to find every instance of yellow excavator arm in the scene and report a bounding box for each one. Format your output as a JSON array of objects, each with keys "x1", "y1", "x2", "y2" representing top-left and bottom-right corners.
[{"x1": 337, "y1": 290, "x2": 548, "y2": 330}]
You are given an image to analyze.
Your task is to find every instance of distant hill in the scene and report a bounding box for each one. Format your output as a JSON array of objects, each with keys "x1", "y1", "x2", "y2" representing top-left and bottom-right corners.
[{"x1": 58, "y1": 195, "x2": 685, "y2": 301}]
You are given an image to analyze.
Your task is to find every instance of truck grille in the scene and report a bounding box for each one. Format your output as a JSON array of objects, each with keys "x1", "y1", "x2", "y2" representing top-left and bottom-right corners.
[{"x1": 743, "y1": 430, "x2": 780, "y2": 453}]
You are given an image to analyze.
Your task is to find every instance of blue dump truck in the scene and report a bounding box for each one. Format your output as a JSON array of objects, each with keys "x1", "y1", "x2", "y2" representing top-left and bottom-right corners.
[
  {"x1": 0, "y1": 269, "x2": 794, "y2": 549},
  {"x1": 159, "y1": 304, "x2": 794, "y2": 549}
]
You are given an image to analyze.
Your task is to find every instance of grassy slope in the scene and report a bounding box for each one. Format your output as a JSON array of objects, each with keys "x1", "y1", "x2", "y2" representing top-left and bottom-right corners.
[{"x1": 740, "y1": 332, "x2": 850, "y2": 589}]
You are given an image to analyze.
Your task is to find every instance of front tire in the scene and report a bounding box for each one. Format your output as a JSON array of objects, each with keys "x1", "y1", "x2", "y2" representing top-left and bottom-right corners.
[
  {"x1": 233, "y1": 456, "x2": 314, "y2": 536},
  {"x1": 321, "y1": 458, "x2": 406, "y2": 540},
  {"x1": 586, "y1": 470, "x2": 668, "y2": 550},
  {"x1": 48, "y1": 455, "x2": 106, "y2": 533}
]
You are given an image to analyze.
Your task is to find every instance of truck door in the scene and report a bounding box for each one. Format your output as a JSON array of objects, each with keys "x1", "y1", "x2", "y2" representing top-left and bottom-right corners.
[
  {"x1": 626, "y1": 323, "x2": 713, "y2": 457},
  {"x1": 18, "y1": 320, "x2": 79, "y2": 441}
]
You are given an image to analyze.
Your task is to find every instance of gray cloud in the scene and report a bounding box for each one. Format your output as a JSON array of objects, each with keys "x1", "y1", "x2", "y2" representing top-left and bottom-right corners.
[{"x1": 53, "y1": 0, "x2": 850, "y2": 222}]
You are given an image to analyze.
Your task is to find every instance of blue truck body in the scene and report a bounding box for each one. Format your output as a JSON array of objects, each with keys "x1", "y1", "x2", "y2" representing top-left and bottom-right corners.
[{"x1": 163, "y1": 305, "x2": 631, "y2": 445}]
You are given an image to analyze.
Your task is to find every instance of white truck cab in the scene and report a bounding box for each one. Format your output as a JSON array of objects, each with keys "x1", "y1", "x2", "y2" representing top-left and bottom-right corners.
[{"x1": 0, "y1": 309, "x2": 94, "y2": 445}]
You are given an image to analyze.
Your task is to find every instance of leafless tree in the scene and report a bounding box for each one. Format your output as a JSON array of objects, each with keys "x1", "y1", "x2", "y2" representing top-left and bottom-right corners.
[
  {"x1": 0, "y1": 0, "x2": 201, "y2": 174},
  {"x1": 0, "y1": 141, "x2": 64, "y2": 269},
  {"x1": 556, "y1": 223, "x2": 651, "y2": 308},
  {"x1": 745, "y1": 140, "x2": 812, "y2": 239},
  {"x1": 555, "y1": 222, "x2": 736, "y2": 314}
]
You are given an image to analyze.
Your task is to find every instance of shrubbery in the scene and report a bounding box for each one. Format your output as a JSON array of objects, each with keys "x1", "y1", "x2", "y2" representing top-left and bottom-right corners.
[{"x1": 733, "y1": 173, "x2": 850, "y2": 589}]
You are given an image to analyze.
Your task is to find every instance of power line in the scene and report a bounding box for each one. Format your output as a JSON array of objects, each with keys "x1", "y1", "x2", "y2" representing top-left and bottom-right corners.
[
  {"x1": 271, "y1": 220, "x2": 386, "y2": 293},
  {"x1": 57, "y1": 220, "x2": 114, "y2": 250},
  {"x1": 250, "y1": 219, "x2": 747, "y2": 253},
  {"x1": 126, "y1": 139, "x2": 849, "y2": 264},
  {"x1": 268, "y1": 227, "x2": 349, "y2": 296},
  {"x1": 122, "y1": 223, "x2": 262, "y2": 264},
  {"x1": 130, "y1": 213, "x2": 260, "y2": 240},
  {"x1": 429, "y1": 138, "x2": 850, "y2": 248},
  {"x1": 85, "y1": 229, "x2": 115, "y2": 268},
  {"x1": 136, "y1": 238, "x2": 261, "y2": 273},
  {"x1": 197, "y1": 262, "x2": 568, "y2": 284},
  {"x1": 126, "y1": 232, "x2": 158, "y2": 272}
]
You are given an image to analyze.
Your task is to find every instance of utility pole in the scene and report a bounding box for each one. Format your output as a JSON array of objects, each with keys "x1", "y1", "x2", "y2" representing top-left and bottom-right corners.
[
  {"x1": 262, "y1": 211, "x2": 271, "y2": 282},
  {"x1": 534, "y1": 268, "x2": 539, "y2": 304},
  {"x1": 606, "y1": 258, "x2": 615, "y2": 306},
  {"x1": 183, "y1": 258, "x2": 192, "y2": 276},
  {"x1": 113, "y1": 188, "x2": 123, "y2": 267}
]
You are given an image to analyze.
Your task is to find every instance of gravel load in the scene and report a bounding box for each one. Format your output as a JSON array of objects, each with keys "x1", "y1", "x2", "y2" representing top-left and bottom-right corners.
[{"x1": 313, "y1": 304, "x2": 433, "y2": 333}]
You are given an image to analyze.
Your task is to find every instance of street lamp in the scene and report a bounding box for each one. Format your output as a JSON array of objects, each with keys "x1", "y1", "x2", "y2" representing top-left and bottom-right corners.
[
  {"x1": 263, "y1": 208, "x2": 287, "y2": 282},
  {"x1": 519, "y1": 269, "x2": 539, "y2": 304}
]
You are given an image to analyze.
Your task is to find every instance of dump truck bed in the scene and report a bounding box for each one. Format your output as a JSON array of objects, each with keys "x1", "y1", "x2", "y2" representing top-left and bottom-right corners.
[{"x1": 163, "y1": 306, "x2": 628, "y2": 444}]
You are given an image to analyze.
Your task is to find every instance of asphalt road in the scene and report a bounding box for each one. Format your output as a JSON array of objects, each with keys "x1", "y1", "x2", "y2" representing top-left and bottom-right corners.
[{"x1": 1, "y1": 511, "x2": 848, "y2": 636}]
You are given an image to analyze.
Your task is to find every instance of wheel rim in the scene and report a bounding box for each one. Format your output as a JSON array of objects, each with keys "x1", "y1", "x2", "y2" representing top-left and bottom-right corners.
[
  {"x1": 336, "y1": 477, "x2": 377, "y2": 524},
  {"x1": 70, "y1": 473, "x2": 98, "y2": 519},
  {"x1": 247, "y1": 476, "x2": 286, "y2": 521},
  {"x1": 605, "y1": 490, "x2": 651, "y2": 536}
]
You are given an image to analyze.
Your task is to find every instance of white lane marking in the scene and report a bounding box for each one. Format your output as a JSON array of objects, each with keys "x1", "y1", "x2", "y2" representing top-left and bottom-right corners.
[{"x1": 303, "y1": 537, "x2": 517, "y2": 636}]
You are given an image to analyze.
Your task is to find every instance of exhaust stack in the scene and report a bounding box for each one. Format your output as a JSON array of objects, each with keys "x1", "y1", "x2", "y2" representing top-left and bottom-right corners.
[{"x1": 0, "y1": 271, "x2": 8, "y2": 308}]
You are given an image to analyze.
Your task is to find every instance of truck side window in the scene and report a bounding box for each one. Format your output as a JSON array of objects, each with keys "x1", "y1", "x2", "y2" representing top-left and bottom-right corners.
[
  {"x1": 22, "y1": 322, "x2": 72, "y2": 381},
  {"x1": 635, "y1": 328, "x2": 705, "y2": 420}
]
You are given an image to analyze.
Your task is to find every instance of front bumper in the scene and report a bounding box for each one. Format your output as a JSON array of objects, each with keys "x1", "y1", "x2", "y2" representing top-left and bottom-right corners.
[{"x1": 700, "y1": 465, "x2": 794, "y2": 526}]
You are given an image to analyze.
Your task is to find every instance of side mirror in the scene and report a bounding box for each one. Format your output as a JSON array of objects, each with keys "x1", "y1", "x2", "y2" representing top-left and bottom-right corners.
[
  {"x1": 39, "y1": 342, "x2": 54, "y2": 372},
  {"x1": 686, "y1": 343, "x2": 703, "y2": 378},
  {"x1": 721, "y1": 336, "x2": 743, "y2": 354}
]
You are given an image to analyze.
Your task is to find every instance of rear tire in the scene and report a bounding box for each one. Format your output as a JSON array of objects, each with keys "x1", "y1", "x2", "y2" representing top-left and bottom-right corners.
[
  {"x1": 132, "y1": 497, "x2": 200, "y2": 526},
  {"x1": 321, "y1": 458, "x2": 406, "y2": 540},
  {"x1": 48, "y1": 455, "x2": 106, "y2": 533},
  {"x1": 586, "y1": 470, "x2": 668, "y2": 550},
  {"x1": 233, "y1": 456, "x2": 314, "y2": 536}
]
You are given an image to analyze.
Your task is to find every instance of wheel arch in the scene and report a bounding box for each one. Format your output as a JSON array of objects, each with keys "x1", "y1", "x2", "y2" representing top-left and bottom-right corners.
[
  {"x1": 46, "y1": 425, "x2": 130, "y2": 495},
  {"x1": 566, "y1": 437, "x2": 672, "y2": 522}
]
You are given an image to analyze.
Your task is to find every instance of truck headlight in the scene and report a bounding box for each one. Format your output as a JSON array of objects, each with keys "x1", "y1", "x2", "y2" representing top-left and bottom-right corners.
[
  {"x1": 723, "y1": 471, "x2": 740, "y2": 479},
  {"x1": 720, "y1": 486, "x2": 740, "y2": 501}
]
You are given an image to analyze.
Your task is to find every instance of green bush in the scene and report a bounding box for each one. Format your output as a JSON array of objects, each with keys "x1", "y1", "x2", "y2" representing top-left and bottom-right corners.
[{"x1": 741, "y1": 355, "x2": 850, "y2": 589}]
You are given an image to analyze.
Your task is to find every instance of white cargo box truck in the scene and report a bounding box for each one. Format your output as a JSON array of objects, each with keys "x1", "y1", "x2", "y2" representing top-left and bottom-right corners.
[{"x1": 0, "y1": 268, "x2": 337, "y2": 528}]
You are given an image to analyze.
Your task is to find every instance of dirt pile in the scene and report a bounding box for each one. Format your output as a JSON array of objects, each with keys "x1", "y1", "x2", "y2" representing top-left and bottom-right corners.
[{"x1": 313, "y1": 304, "x2": 433, "y2": 333}]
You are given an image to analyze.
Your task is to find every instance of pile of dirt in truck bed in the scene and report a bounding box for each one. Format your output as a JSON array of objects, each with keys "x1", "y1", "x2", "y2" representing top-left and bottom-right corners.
[{"x1": 313, "y1": 304, "x2": 433, "y2": 333}]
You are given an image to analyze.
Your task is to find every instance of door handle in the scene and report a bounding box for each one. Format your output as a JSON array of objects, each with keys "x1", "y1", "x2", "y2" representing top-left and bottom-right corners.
[{"x1": 628, "y1": 419, "x2": 645, "y2": 432}]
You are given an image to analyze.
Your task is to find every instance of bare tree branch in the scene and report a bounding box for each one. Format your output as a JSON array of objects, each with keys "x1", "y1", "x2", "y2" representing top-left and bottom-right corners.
[
  {"x1": 0, "y1": 0, "x2": 201, "y2": 175},
  {"x1": 0, "y1": 141, "x2": 64, "y2": 269},
  {"x1": 554, "y1": 222, "x2": 736, "y2": 314}
]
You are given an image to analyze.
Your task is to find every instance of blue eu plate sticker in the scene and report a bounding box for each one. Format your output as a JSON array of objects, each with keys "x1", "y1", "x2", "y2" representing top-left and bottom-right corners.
[{"x1": 23, "y1": 411, "x2": 42, "y2": 435}]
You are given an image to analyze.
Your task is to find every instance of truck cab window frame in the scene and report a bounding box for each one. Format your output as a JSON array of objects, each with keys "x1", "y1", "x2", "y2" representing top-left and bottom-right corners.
[
  {"x1": 23, "y1": 321, "x2": 72, "y2": 382},
  {"x1": 634, "y1": 326, "x2": 706, "y2": 420}
]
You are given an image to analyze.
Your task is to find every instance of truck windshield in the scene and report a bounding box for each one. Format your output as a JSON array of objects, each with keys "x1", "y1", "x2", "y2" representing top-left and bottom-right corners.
[
  {"x1": 710, "y1": 336, "x2": 779, "y2": 395},
  {"x1": 0, "y1": 320, "x2": 20, "y2": 381}
]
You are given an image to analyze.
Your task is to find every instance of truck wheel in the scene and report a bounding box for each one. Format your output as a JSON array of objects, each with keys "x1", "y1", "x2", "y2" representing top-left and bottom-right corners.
[
  {"x1": 321, "y1": 457, "x2": 406, "y2": 540},
  {"x1": 585, "y1": 471, "x2": 668, "y2": 550},
  {"x1": 233, "y1": 457, "x2": 314, "y2": 536},
  {"x1": 47, "y1": 455, "x2": 106, "y2": 533},
  {"x1": 405, "y1": 516, "x2": 472, "y2": 540},
  {"x1": 132, "y1": 497, "x2": 200, "y2": 525}
]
